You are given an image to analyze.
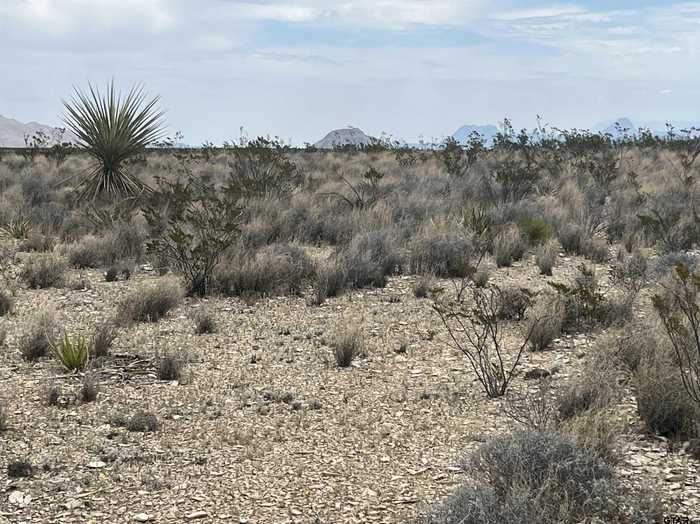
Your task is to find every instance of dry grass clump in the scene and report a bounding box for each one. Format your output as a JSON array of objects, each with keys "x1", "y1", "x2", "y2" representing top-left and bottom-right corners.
[
  {"x1": 408, "y1": 231, "x2": 472, "y2": 277},
  {"x1": 20, "y1": 253, "x2": 67, "y2": 289},
  {"x1": 310, "y1": 257, "x2": 347, "y2": 305},
  {"x1": 116, "y1": 277, "x2": 183, "y2": 325},
  {"x1": 332, "y1": 327, "x2": 364, "y2": 368},
  {"x1": 493, "y1": 225, "x2": 526, "y2": 268},
  {"x1": 215, "y1": 243, "x2": 314, "y2": 297},
  {"x1": 342, "y1": 230, "x2": 403, "y2": 288},
  {"x1": 0, "y1": 402, "x2": 7, "y2": 432},
  {"x1": 527, "y1": 297, "x2": 564, "y2": 351},
  {"x1": 18, "y1": 308, "x2": 60, "y2": 361},
  {"x1": 190, "y1": 307, "x2": 218, "y2": 334},
  {"x1": 534, "y1": 240, "x2": 558, "y2": 276},
  {"x1": 126, "y1": 411, "x2": 159, "y2": 433},
  {"x1": 0, "y1": 289, "x2": 13, "y2": 316},
  {"x1": 413, "y1": 273, "x2": 436, "y2": 299},
  {"x1": 90, "y1": 321, "x2": 118, "y2": 358},
  {"x1": 157, "y1": 350, "x2": 185, "y2": 381}
]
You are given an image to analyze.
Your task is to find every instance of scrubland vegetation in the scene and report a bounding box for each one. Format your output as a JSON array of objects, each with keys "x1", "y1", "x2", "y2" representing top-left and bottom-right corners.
[{"x1": 1, "y1": 101, "x2": 700, "y2": 521}]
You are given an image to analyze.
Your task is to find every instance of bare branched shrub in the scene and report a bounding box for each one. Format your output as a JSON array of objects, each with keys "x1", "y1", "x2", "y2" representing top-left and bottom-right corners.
[
  {"x1": 503, "y1": 379, "x2": 558, "y2": 432},
  {"x1": 433, "y1": 283, "x2": 540, "y2": 398}
]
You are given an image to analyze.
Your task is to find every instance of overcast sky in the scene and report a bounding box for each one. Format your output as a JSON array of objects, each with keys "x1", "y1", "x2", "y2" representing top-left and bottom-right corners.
[{"x1": 1, "y1": 0, "x2": 699, "y2": 145}]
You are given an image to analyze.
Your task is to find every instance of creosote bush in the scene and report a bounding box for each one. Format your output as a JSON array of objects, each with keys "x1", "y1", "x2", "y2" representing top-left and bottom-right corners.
[
  {"x1": 116, "y1": 277, "x2": 183, "y2": 325},
  {"x1": 20, "y1": 253, "x2": 67, "y2": 289}
]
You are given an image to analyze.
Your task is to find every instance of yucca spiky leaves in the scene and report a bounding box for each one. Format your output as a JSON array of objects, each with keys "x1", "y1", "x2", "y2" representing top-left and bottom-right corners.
[
  {"x1": 62, "y1": 82, "x2": 166, "y2": 201},
  {"x1": 50, "y1": 332, "x2": 89, "y2": 371}
]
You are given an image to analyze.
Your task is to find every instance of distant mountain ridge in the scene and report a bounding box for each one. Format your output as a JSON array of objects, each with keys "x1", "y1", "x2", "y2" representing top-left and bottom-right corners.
[{"x1": 0, "y1": 114, "x2": 77, "y2": 147}]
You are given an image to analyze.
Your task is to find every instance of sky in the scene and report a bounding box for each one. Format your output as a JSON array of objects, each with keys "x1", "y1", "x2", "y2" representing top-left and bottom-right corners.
[{"x1": 1, "y1": 0, "x2": 699, "y2": 145}]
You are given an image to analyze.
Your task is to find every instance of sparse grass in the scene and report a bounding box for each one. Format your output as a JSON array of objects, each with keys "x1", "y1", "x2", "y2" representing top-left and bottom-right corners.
[
  {"x1": 116, "y1": 277, "x2": 183, "y2": 324},
  {"x1": 20, "y1": 253, "x2": 66, "y2": 289},
  {"x1": 413, "y1": 273, "x2": 435, "y2": 299},
  {"x1": 80, "y1": 372, "x2": 99, "y2": 403},
  {"x1": 535, "y1": 240, "x2": 558, "y2": 276}
]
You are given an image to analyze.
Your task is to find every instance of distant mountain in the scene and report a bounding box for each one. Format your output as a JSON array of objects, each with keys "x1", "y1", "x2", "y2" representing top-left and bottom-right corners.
[
  {"x1": 452, "y1": 124, "x2": 499, "y2": 145},
  {"x1": 314, "y1": 127, "x2": 373, "y2": 149},
  {"x1": 0, "y1": 115, "x2": 76, "y2": 147}
]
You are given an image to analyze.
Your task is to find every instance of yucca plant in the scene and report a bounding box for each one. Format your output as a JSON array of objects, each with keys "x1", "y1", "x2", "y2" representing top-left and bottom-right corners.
[
  {"x1": 62, "y1": 81, "x2": 166, "y2": 201},
  {"x1": 0, "y1": 217, "x2": 32, "y2": 239},
  {"x1": 50, "y1": 332, "x2": 89, "y2": 371}
]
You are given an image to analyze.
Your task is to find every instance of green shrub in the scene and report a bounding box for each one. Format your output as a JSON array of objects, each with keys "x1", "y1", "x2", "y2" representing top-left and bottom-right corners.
[
  {"x1": 518, "y1": 217, "x2": 552, "y2": 246},
  {"x1": 421, "y1": 431, "x2": 661, "y2": 524},
  {"x1": 21, "y1": 253, "x2": 66, "y2": 289},
  {"x1": 116, "y1": 278, "x2": 183, "y2": 324}
]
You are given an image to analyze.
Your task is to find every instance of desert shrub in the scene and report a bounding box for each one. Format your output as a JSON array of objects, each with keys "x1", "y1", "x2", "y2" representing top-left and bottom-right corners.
[
  {"x1": 215, "y1": 243, "x2": 314, "y2": 297},
  {"x1": 191, "y1": 307, "x2": 217, "y2": 334},
  {"x1": 433, "y1": 282, "x2": 541, "y2": 397},
  {"x1": 496, "y1": 287, "x2": 533, "y2": 321},
  {"x1": 503, "y1": 379, "x2": 558, "y2": 432},
  {"x1": 310, "y1": 257, "x2": 347, "y2": 305},
  {"x1": 18, "y1": 308, "x2": 59, "y2": 361},
  {"x1": 493, "y1": 225, "x2": 526, "y2": 268},
  {"x1": 549, "y1": 265, "x2": 608, "y2": 333},
  {"x1": 67, "y1": 235, "x2": 104, "y2": 268},
  {"x1": 583, "y1": 237, "x2": 610, "y2": 263},
  {"x1": 421, "y1": 431, "x2": 661, "y2": 524},
  {"x1": 558, "y1": 223, "x2": 586, "y2": 255},
  {"x1": 19, "y1": 232, "x2": 55, "y2": 253},
  {"x1": 90, "y1": 321, "x2": 117, "y2": 357},
  {"x1": 518, "y1": 217, "x2": 552, "y2": 246},
  {"x1": 50, "y1": 332, "x2": 89, "y2": 371},
  {"x1": 116, "y1": 278, "x2": 183, "y2": 324},
  {"x1": 143, "y1": 175, "x2": 241, "y2": 296},
  {"x1": 333, "y1": 327, "x2": 363, "y2": 368},
  {"x1": 127, "y1": 411, "x2": 158, "y2": 432},
  {"x1": 20, "y1": 253, "x2": 66, "y2": 289},
  {"x1": 634, "y1": 349, "x2": 699, "y2": 439},
  {"x1": 615, "y1": 326, "x2": 657, "y2": 373},
  {"x1": 342, "y1": 230, "x2": 403, "y2": 288},
  {"x1": 101, "y1": 222, "x2": 144, "y2": 264},
  {"x1": 0, "y1": 289, "x2": 13, "y2": 316},
  {"x1": 408, "y1": 232, "x2": 472, "y2": 277},
  {"x1": 229, "y1": 137, "x2": 303, "y2": 199},
  {"x1": 535, "y1": 240, "x2": 558, "y2": 276},
  {"x1": 610, "y1": 249, "x2": 648, "y2": 296},
  {"x1": 527, "y1": 297, "x2": 564, "y2": 351}
]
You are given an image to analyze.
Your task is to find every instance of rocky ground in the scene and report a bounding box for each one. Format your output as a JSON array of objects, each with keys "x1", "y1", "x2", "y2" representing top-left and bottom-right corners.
[{"x1": 1, "y1": 252, "x2": 699, "y2": 523}]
